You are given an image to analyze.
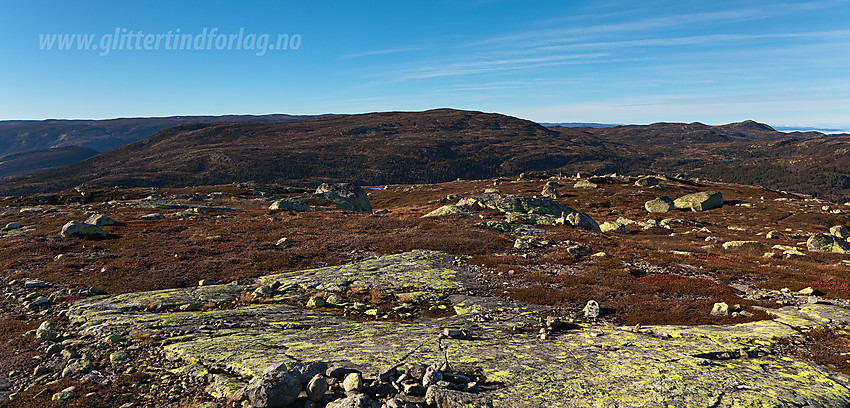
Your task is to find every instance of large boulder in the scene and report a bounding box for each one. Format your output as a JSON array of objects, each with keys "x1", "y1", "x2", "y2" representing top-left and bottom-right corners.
[
  {"x1": 673, "y1": 191, "x2": 723, "y2": 212},
  {"x1": 269, "y1": 198, "x2": 310, "y2": 212},
  {"x1": 807, "y1": 233, "x2": 850, "y2": 254},
  {"x1": 563, "y1": 212, "x2": 601, "y2": 232},
  {"x1": 314, "y1": 183, "x2": 372, "y2": 213},
  {"x1": 645, "y1": 196, "x2": 675, "y2": 213},
  {"x1": 245, "y1": 365, "x2": 302, "y2": 408},
  {"x1": 60, "y1": 221, "x2": 106, "y2": 239},
  {"x1": 422, "y1": 205, "x2": 473, "y2": 217}
]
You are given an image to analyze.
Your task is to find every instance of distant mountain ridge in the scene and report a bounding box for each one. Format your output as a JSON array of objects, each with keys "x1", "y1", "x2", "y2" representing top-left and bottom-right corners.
[
  {"x1": 0, "y1": 114, "x2": 325, "y2": 158},
  {"x1": 2, "y1": 109, "x2": 849, "y2": 201}
]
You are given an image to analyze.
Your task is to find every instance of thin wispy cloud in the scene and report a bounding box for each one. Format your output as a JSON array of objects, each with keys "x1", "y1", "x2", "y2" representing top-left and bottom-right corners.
[
  {"x1": 339, "y1": 47, "x2": 424, "y2": 60},
  {"x1": 393, "y1": 53, "x2": 610, "y2": 81}
]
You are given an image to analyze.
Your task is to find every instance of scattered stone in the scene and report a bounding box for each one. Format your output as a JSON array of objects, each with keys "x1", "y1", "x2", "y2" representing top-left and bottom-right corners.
[
  {"x1": 245, "y1": 366, "x2": 302, "y2": 408},
  {"x1": 807, "y1": 233, "x2": 850, "y2": 254},
  {"x1": 61, "y1": 359, "x2": 94, "y2": 378},
  {"x1": 645, "y1": 196, "x2": 675, "y2": 213},
  {"x1": 722, "y1": 241, "x2": 762, "y2": 250},
  {"x1": 599, "y1": 221, "x2": 625, "y2": 233},
  {"x1": 276, "y1": 237, "x2": 290, "y2": 246},
  {"x1": 514, "y1": 238, "x2": 532, "y2": 250},
  {"x1": 140, "y1": 213, "x2": 164, "y2": 220},
  {"x1": 673, "y1": 191, "x2": 723, "y2": 212},
  {"x1": 635, "y1": 176, "x2": 660, "y2": 187},
  {"x1": 766, "y1": 230, "x2": 781, "y2": 239},
  {"x1": 60, "y1": 221, "x2": 106, "y2": 239},
  {"x1": 562, "y1": 212, "x2": 601, "y2": 232},
  {"x1": 314, "y1": 183, "x2": 373, "y2": 213},
  {"x1": 574, "y1": 180, "x2": 598, "y2": 188},
  {"x1": 422, "y1": 205, "x2": 473, "y2": 217},
  {"x1": 24, "y1": 279, "x2": 46, "y2": 288},
  {"x1": 711, "y1": 302, "x2": 730, "y2": 316},
  {"x1": 268, "y1": 198, "x2": 310, "y2": 212},
  {"x1": 830, "y1": 225, "x2": 850, "y2": 239},
  {"x1": 85, "y1": 214, "x2": 116, "y2": 226},
  {"x1": 198, "y1": 279, "x2": 216, "y2": 286},
  {"x1": 583, "y1": 300, "x2": 600, "y2": 318}
]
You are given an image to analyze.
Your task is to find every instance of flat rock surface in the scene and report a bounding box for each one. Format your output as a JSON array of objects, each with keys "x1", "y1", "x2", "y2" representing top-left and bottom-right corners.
[{"x1": 67, "y1": 251, "x2": 850, "y2": 407}]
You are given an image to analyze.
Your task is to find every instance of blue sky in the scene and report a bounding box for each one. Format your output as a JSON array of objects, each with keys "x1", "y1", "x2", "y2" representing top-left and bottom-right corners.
[{"x1": 1, "y1": 1, "x2": 849, "y2": 129}]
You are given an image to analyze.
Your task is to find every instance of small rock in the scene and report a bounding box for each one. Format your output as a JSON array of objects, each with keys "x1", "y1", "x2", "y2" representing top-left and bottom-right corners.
[
  {"x1": 583, "y1": 300, "x2": 600, "y2": 318},
  {"x1": 442, "y1": 328, "x2": 470, "y2": 339},
  {"x1": 325, "y1": 293, "x2": 345, "y2": 306},
  {"x1": 198, "y1": 279, "x2": 216, "y2": 286},
  {"x1": 61, "y1": 359, "x2": 93, "y2": 378},
  {"x1": 326, "y1": 366, "x2": 360, "y2": 380},
  {"x1": 405, "y1": 363, "x2": 427, "y2": 381},
  {"x1": 711, "y1": 302, "x2": 730, "y2": 316},
  {"x1": 110, "y1": 351, "x2": 130, "y2": 365},
  {"x1": 343, "y1": 372, "x2": 363, "y2": 392},
  {"x1": 46, "y1": 343, "x2": 63, "y2": 356},
  {"x1": 599, "y1": 221, "x2": 625, "y2": 233},
  {"x1": 2, "y1": 222, "x2": 21, "y2": 231},
  {"x1": 513, "y1": 237, "x2": 532, "y2": 250},
  {"x1": 33, "y1": 365, "x2": 50, "y2": 376},
  {"x1": 807, "y1": 233, "x2": 850, "y2": 254},
  {"x1": 85, "y1": 214, "x2": 116, "y2": 226},
  {"x1": 379, "y1": 365, "x2": 398, "y2": 383},
  {"x1": 306, "y1": 297, "x2": 325, "y2": 308},
  {"x1": 645, "y1": 196, "x2": 675, "y2": 213},
  {"x1": 422, "y1": 369, "x2": 442, "y2": 388},
  {"x1": 276, "y1": 237, "x2": 290, "y2": 246},
  {"x1": 541, "y1": 182, "x2": 561, "y2": 199},
  {"x1": 403, "y1": 383, "x2": 426, "y2": 397},
  {"x1": 306, "y1": 374, "x2": 328, "y2": 403},
  {"x1": 51, "y1": 386, "x2": 75, "y2": 401},
  {"x1": 24, "y1": 279, "x2": 46, "y2": 288},
  {"x1": 36, "y1": 321, "x2": 57, "y2": 341}
]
